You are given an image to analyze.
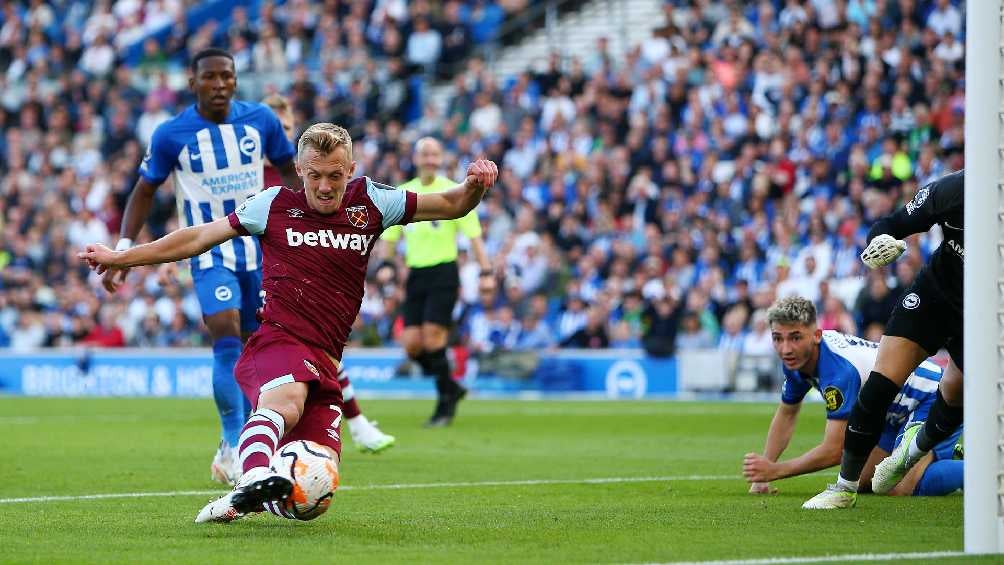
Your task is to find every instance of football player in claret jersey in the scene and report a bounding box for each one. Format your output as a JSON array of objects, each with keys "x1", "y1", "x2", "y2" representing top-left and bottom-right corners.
[
  {"x1": 102, "y1": 48, "x2": 303, "y2": 484},
  {"x1": 743, "y1": 297, "x2": 962, "y2": 498},
  {"x1": 79, "y1": 123, "x2": 499, "y2": 522},
  {"x1": 260, "y1": 93, "x2": 396, "y2": 454}
]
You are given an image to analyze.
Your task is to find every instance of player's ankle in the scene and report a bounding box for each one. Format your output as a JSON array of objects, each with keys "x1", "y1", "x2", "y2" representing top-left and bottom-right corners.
[
  {"x1": 906, "y1": 434, "x2": 928, "y2": 461},
  {"x1": 836, "y1": 475, "x2": 859, "y2": 492}
]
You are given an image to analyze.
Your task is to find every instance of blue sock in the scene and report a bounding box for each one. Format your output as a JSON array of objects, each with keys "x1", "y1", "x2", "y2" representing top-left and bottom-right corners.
[
  {"x1": 212, "y1": 336, "x2": 245, "y2": 448},
  {"x1": 913, "y1": 459, "x2": 964, "y2": 496},
  {"x1": 242, "y1": 395, "x2": 253, "y2": 422}
]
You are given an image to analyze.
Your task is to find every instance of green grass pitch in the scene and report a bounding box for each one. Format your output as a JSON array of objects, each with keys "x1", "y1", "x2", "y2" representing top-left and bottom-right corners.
[{"x1": 0, "y1": 397, "x2": 984, "y2": 564}]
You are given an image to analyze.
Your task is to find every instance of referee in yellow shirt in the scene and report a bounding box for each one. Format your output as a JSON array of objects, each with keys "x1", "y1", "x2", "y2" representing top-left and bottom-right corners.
[{"x1": 383, "y1": 137, "x2": 495, "y2": 427}]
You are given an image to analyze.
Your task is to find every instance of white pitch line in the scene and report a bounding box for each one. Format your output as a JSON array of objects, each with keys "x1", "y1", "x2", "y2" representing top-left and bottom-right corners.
[
  {"x1": 0, "y1": 474, "x2": 738, "y2": 505},
  {"x1": 644, "y1": 550, "x2": 970, "y2": 565}
]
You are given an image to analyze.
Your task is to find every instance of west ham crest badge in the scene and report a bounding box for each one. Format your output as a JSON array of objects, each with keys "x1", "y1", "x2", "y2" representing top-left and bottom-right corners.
[{"x1": 346, "y1": 205, "x2": 369, "y2": 228}]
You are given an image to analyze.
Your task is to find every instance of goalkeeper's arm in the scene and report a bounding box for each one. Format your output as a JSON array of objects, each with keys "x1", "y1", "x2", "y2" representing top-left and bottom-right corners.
[
  {"x1": 866, "y1": 171, "x2": 961, "y2": 243},
  {"x1": 861, "y1": 174, "x2": 960, "y2": 268}
]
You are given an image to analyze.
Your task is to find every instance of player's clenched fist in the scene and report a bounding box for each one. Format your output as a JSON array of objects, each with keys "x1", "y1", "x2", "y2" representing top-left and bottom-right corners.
[
  {"x1": 860, "y1": 234, "x2": 906, "y2": 269},
  {"x1": 465, "y1": 159, "x2": 498, "y2": 190}
]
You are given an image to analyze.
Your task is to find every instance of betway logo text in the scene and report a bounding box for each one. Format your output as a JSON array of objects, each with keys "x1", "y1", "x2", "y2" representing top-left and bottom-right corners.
[{"x1": 286, "y1": 228, "x2": 375, "y2": 255}]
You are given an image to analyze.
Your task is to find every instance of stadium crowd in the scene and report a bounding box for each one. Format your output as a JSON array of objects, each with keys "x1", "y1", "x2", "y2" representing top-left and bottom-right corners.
[{"x1": 0, "y1": 0, "x2": 966, "y2": 370}]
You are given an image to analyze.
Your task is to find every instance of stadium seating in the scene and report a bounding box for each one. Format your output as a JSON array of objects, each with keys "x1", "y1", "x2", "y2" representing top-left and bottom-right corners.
[{"x1": 0, "y1": 0, "x2": 966, "y2": 377}]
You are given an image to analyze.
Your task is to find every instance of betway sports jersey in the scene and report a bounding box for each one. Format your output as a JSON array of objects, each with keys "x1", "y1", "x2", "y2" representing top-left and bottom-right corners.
[
  {"x1": 227, "y1": 177, "x2": 417, "y2": 357},
  {"x1": 781, "y1": 331, "x2": 942, "y2": 425},
  {"x1": 140, "y1": 100, "x2": 295, "y2": 272}
]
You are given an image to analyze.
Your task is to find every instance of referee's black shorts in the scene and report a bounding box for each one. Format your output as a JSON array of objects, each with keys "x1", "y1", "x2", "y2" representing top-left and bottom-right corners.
[
  {"x1": 403, "y1": 261, "x2": 460, "y2": 327},
  {"x1": 884, "y1": 268, "x2": 963, "y2": 370}
]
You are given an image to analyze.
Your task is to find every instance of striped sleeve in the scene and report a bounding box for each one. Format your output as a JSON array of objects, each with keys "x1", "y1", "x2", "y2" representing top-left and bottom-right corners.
[
  {"x1": 366, "y1": 177, "x2": 419, "y2": 228},
  {"x1": 228, "y1": 186, "x2": 282, "y2": 236}
]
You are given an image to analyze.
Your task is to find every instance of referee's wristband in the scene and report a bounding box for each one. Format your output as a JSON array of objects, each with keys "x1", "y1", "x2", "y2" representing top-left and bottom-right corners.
[
  {"x1": 115, "y1": 238, "x2": 133, "y2": 251},
  {"x1": 479, "y1": 269, "x2": 493, "y2": 277}
]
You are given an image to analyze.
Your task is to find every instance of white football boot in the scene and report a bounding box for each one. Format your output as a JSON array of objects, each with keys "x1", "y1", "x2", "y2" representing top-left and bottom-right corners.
[
  {"x1": 348, "y1": 415, "x2": 396, "y2": 454},
  {"x1": 871, "y1": 421, "x2": 925, "y2": 494},
  {"x1": 194, "y1": 467, "x2": 293, "y2": 523},
  {"x1": 802, "y1": 484, "x2": 858, "y2": 509},
  {"x1": 210, "y1": 442, "x2": 240, "y2": 485}
]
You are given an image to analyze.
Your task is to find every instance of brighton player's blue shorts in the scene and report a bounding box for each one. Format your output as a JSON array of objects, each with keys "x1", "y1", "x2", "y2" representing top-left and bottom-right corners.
[{"x1": 192, "y1": 266, "x2": 262, "y2": 333}]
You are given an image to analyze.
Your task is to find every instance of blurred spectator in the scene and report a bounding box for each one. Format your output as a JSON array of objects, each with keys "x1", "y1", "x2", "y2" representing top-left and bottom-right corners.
[
  {"x1": 516, "y1": 311, "x2": 555, "y2": 350},
  {"x1": 561, "y1": 307, "x2": 609, "y2": 348},
  {"x1": 926, "y1": 0, "x2": 962, "y2": 37},
  {"x1": 136, "y1": 96, "x2": 171, "y2": 148},
  {"x1": 818, "y1": 296, "x2": 858, "y2": 335},
  {"x1": 406, "y1": 16, "x2": 441, "y2": 75},
  {"x1": 81, "y1": 306, "x2": 126, "y2": 347},
  {"x1": 718, "y1": 306, "x2": 748, "y2": 353},
  {"x1": 854, "y1": 271, "x2": 900, "y2": 330},
  {"x1": 253, "y1": 23, "x2": 286, "y2": 72},
  {"x1": 439, "y1": 1, "x2": 472, "y2": 74},
  {"x1": 676, "y1": 311, "x2": 715, "y2": 351},
  {"x1": 742, "y1": 309, "x2": 774, "y2": 358}
]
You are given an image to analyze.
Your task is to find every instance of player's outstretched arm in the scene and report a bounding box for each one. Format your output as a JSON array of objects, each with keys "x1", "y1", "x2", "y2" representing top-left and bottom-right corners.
[
  {"x1": 101, "y1": 177, "x2": 161, "y2": 292},
  {"x1": 411, "y1": 159, "x2": 498, "y2": 222},
  {"x1": 861, "y1": 170, "x2": 962, "y2": 268},
  {"x1": 80, "y1": 217, "x2": 239, "y2": 272},
  {"x1": 744, "y1": 401, "x2": 800, "y2": 491},
  {"x1": 749, "y1": 418, "x2": 845, "y2": 485}
]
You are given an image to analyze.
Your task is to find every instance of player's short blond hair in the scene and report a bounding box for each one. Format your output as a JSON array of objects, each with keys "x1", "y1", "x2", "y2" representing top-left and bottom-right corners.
[
  {"x1": 766, "y1": 296, "x2": 817, "y2": 327},
  {"x1": 298, "y1": 122, "x2": 353, "y2": 160},
  {"x1": 262, "y1": 93, "x2": 291, "y2": 114}
]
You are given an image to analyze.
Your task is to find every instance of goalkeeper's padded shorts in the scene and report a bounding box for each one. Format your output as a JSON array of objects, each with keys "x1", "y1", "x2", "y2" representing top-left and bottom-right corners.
[{"x1": 884, "y1": 269, "x2": 963, "y2": 371}]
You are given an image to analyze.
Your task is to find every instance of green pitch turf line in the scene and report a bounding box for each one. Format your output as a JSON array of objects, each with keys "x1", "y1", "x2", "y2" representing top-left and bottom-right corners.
[
  {"x1": 0, "y1": 474, "x2": 739, "y2": 504},
  {"x1": 646, "y1": 550, "x2": 971, "y2": 564}
]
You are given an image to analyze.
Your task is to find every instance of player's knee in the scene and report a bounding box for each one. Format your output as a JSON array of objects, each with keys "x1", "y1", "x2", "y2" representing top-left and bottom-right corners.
[
  {"x1": 258, "y1": 383, "x2": 308, "y2": 430},
  {"x1": 857, "y1": 371, "x2": 901, "y2": 416},
  {"x1": 873, "y1": 337, "x2": 928, "y2": 385},
  {"x1": 940, "y1": 361, "x2": 964, "y2": 406},
  {"x1": 205, "y1": 310, "x2": 241, "y2": 340},
  {"x1": 421, "y1": 327, "x2": 447, "y2": 351},
  {"x1": 265, "y1": 399, "x2": 304, "y2": 431},
  {"x1": 845, "y1": 372, "x2": 902, "y2": 456}
]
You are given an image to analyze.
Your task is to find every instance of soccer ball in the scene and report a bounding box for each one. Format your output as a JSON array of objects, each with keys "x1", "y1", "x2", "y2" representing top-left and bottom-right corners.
[{"x1": 270, "y1": 440, "x2": 340, "y2": 520}]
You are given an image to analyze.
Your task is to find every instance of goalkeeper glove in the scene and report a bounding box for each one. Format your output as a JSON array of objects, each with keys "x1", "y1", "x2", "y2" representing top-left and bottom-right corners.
[{"x1": 860, "y1": 234, "x2": 907, "y2": 269}]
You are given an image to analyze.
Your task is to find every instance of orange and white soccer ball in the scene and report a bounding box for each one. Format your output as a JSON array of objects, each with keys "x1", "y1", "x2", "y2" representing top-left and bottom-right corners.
[{"x1": 270, "y1": 440, "x2": 339, "y2": 520}]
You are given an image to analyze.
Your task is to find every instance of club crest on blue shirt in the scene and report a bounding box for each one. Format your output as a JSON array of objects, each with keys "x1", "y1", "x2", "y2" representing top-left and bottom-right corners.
[
  {"x1": 823, "y1": 386, "x2": 844, "y2": 412},
  {"x1": 346, "y1": 205, "x2": 369, "y2": 228}
]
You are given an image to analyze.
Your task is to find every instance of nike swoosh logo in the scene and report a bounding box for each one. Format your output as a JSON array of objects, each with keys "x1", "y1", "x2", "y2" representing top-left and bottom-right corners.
[
  {"x1": 943, "y1": 221, "x2": 962, "y2": 230},
  {"x1": 190, "y1": 153, "x2": 202, "y2": 161}
]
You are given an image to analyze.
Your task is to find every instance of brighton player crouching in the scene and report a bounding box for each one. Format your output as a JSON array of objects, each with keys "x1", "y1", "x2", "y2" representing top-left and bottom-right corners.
[{"x1": 743, "y1": 297, "x2": 962, "y2": 502}]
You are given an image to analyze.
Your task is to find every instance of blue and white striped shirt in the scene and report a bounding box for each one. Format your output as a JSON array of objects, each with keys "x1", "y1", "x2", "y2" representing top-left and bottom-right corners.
[
  {"x1": 139, "y1": 100, "x2": 295, "y2": 272},
  {"x1": 781, "y1": 331, "x2": 942, "y2": 426}
]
